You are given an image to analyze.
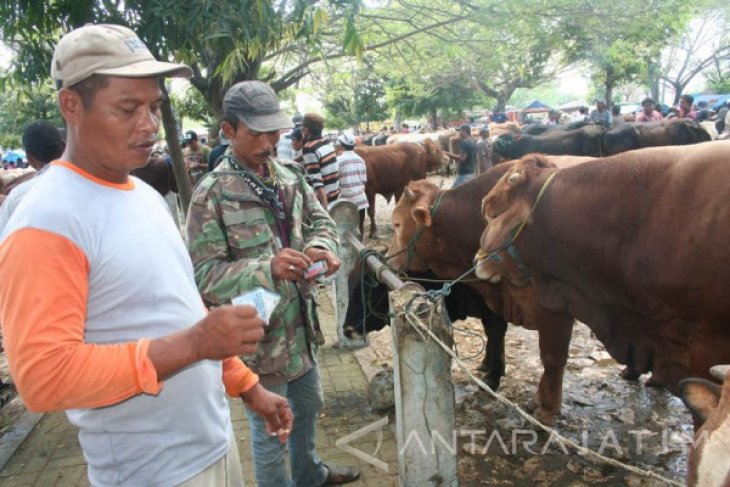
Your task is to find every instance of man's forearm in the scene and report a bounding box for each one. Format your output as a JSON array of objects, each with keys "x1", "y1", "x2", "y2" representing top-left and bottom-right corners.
[{"x1": 147, "y1": 326, "x2": 200, "y2": 380}]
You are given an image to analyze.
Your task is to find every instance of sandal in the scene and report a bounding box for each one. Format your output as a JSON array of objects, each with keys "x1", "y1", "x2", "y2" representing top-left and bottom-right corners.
[{"x1": 323, "y1": 464, "x2": 361, "y2": 485}]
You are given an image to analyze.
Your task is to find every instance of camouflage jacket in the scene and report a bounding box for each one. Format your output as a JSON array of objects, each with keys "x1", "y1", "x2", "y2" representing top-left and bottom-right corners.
[{"x1": 186, "y1": 154, "x2": 338, "y2": 385}]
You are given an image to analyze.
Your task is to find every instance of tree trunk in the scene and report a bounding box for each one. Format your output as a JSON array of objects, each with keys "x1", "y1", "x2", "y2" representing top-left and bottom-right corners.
[
  {"x1": 605, "y1": 81, "x2": 614, "y2": 107},
  {"x1": 647, "y1": 60, "x2": 660, "y2": 102},
  {"x1": 671, "y1": 82, "x2": 684, "y2": 106},
  {"x1": 160, "y1": 82, "x2": 192, "y2": 216},
  {"x1": 430, "y1": 107, "x2": 438, "y2": 130},
  {"x1": 394, "y1": 108, "x2": 401, "y2": 131},
  {"x1": 494, "y1": 85, "x2": 517, "y2": 113}
]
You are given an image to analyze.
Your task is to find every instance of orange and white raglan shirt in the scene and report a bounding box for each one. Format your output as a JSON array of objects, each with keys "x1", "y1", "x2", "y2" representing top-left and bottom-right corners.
[{"x1": 0, "y1": 161, "x2": 258, "y2": 486}]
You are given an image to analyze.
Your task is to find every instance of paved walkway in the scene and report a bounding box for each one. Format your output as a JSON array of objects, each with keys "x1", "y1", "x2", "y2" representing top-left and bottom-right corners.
[{"x1": 0, "y1": 290, "x2": 398, "y2": 486}]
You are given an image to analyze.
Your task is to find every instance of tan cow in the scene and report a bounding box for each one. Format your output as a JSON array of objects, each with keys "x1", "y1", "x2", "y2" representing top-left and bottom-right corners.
[{"x1": 680, "y1": 365, "x2": 730, "y2": 486}]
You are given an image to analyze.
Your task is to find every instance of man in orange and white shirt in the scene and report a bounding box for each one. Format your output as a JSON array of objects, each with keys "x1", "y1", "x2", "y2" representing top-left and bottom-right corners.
[{"x1": 0, "y1": 24, "x2": 292, "y2": 487}]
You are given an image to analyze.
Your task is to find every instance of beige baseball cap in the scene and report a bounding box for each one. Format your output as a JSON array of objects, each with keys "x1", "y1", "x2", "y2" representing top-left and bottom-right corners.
[{"x1": 51, "y1": 24, "x2": 192, "y2": 88}]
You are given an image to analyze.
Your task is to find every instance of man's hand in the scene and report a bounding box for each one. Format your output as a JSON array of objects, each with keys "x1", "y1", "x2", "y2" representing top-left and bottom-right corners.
[
  {"x1": 316, "y1": 188, "x2": 327, "y2": 207},
  {"x1": 304, "y1": 247, "x2": 341, "y2": 277},
  {"x1": 271, "y1": 248, "x2": 312, "y2": 281},
  {"x1": 149, "y1": 305, "x2": 265, "y2": 381},
  {"x1": 192, "y1": 306, "x2": 265, "y2": 360},
  {"x1": 241, "y1": 384, "x2": 293, "y2": 443}
]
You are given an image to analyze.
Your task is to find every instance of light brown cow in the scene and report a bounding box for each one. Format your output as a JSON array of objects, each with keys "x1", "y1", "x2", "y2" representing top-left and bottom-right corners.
[
  {"x1": 680, "y1": 365, "x2": 730, "y2": 486},
  {"x1": 355, "y1": 139, "x2": 445, "y2": 237},
  {"x1": 476, "y1": 143, "x2": 730, "y2": 395}
]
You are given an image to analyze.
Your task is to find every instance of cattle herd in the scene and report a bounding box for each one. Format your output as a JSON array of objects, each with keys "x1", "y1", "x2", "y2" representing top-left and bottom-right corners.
[{"x1": 346, "y1": 119, "x2": 730, "y2": 486}]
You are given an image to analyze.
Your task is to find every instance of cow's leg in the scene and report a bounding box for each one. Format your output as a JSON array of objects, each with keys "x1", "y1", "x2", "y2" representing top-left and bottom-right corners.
[
  {"x1": 530, "y1": 319, "x2": 573, "y2": 425},
  {"x1": 367, "y1": 192, "x2": 377, "y2": 238},
  {"x1": 645, "y1": 322, "x2": 691, "y2": 394},
  {"x1": 477, "y1": 314, "x2": 507, "y2": 391},
  {"x1": 394, "y1": 188, "x2": 404, "y2": 203}
]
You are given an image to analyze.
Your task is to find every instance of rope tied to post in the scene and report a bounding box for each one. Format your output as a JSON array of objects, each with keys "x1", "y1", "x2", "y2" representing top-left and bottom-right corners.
[{"x1": 394, "y1": 292, "x2": 684, "y2": 487}]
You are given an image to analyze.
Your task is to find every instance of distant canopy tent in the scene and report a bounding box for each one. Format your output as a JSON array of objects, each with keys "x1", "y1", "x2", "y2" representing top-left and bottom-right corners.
[
  {"x1": 689, "y1": 94, "x2": 730, "y2": 111},
  {"x1": 521, "y1": 100, "x2": 552, "y2": 113}
]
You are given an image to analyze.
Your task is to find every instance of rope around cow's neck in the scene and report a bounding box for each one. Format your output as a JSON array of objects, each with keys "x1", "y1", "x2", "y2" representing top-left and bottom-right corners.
[{"x1": 482, "y1": 169, "x2": 558, "y2": 268}]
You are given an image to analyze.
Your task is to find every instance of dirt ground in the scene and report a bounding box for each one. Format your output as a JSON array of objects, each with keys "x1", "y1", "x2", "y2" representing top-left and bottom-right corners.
[{"x1": 358, "y1": 173, "x2": 693, "y2": 486}]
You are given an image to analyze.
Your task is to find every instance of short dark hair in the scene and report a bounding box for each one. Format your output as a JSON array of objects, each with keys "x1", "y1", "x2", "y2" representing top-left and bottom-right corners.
[
  {"x1": 641, "y1": 97, "x2": 655, "y2": 106},
  {"x1": 680, "y1": 94, "x2": 694, "y2": 105},
  {"x1": 611, "y1": 105, "x2": 621, "y2": 115},
  {"x1": 302, "y1": 113, "x2": 324, "y2": 137},
  {"x1": 22, "y1": 121, "x2": 65, "y2": 164},
  {"x1": 67, "y1": 74, "x2": 109, "y2": 111}
]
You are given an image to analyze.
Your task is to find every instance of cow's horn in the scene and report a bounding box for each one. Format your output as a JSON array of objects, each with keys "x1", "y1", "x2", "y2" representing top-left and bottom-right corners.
[
  {"x1": 508, "y1": 172, "x2": 523, "y2": 186},
  {"x1": 710, "y1": 365, "x2": 730, "y2": 381},
  {"x1": 404, "y1": 187, "x2": 415, "y2": 200}
]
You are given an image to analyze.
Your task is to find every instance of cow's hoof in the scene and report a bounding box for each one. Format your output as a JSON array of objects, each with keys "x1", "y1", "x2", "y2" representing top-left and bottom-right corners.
[
  {"x1": 533, "y1": 408, "x2": 557, "y2": 426},
  {"x1": 343, "y1": 326, "x2": 363, "y2": 341},
  {"x1": 527, "y1": 397, "x2": 557, "y2": 426},
  {"x1": 620, "y1": 366, "x2": 641, "y2": 381},
  {"x1": 483, "y1": 375, "x2": 501, "y2": 392},
  {"x1": 645, "y1": 374, "x2": 666, "y2": 388}
]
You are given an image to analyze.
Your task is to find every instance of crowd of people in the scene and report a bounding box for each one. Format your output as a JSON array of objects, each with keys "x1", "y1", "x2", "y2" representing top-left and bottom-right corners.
[
  {"x1": 0, "y1": 21, "x2": 729, "y2": 487},
  {"x1": 0, "y1": 23, "x2": 362, "y2": 487}
]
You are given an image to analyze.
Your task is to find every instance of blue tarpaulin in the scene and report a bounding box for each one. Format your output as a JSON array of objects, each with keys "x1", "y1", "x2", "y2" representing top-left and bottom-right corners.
[
  {"x1": 2, "y1": 150, "x2": 25, "y2": 163},
  {"x1": 521, "y1": 100, "x2": 552, "y2": 113},
  {"x1": 689, "y1": 93, "x2": 730, "y2": 111}
]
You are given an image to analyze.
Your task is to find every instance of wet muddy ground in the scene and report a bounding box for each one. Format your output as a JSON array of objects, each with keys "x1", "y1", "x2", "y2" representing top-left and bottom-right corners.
[{"x1": 358, "y1": 173, "x2": 692, "y2": 486}]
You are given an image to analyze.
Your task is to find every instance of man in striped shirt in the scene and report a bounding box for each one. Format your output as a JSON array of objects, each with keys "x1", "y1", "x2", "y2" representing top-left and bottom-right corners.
[
  {"x1": 335, "y1": 133, "x2": 368, "y2": 238},
  {"x1": 302, "y1": 113, "x2": 339, "y2": 207}
]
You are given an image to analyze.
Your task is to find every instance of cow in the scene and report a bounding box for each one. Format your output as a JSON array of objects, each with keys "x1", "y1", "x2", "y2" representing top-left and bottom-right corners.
[
  {"x1": 355, "y1": 140, "x2": 445, "y2": 237},
  {"x1": 358, "y1": 159, "x2": 598, "y2": 424},
  {"x1": 475, "y1": 143, "x2": 730, "y2": 397},
  {"x1": 0, "y1": 171, "x2": 35, "y2": 197},
  {"x1": 680, "y1": 365, "x2": 730, "y2": 487},
  {"x1": 344, "y1": 267, "x2": 509, "y2": 390},
  {"x1": 494, "y1": 119, "x2": 711, "y2": 159},
  {"x1": 437, "y1": 129, "x2": 457, "y2": 153},
  {"x1": 131, "y1": 154, "x2": 178, "y2": 197},
  {"x1": 520, "y1": 120, "x2": 589, "y2": 136}
]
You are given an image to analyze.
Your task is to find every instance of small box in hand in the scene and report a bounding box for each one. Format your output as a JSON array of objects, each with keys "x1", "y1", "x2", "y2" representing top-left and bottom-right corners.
[{"x1": 304, "y1": 260, "x2": 328, "y2": 280}]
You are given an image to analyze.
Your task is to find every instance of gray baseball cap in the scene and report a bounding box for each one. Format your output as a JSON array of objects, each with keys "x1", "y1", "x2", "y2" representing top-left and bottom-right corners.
[{"x1": 223, "y1": 81, "x2": 292, "y2": 132}]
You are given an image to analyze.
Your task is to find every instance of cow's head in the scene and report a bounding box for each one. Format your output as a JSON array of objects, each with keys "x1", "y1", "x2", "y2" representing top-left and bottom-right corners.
[
  {"x1": 386, "y1": 180, "x2": 440, "y2": 272},
  {"x1": 474, "y1": 154, "x2": 557, "y2": 283},
  {"x1": 422, "y1": 139, "x2": 446, "y2": 172},
  {"x1": 680, "y1": 365, "x2": 730, "y2": 487}
]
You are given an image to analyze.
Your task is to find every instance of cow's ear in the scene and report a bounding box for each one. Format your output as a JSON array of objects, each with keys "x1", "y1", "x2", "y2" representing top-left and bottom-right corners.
[
  {"x1": 680, "y1": 378, "x2": 721, "y2": 424},
  {"x1": 412, "y1": 206, "x2": 432, "y2": 227}
]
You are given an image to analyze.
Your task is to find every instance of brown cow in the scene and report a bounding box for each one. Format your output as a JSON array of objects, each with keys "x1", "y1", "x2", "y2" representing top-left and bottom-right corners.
[
  {"x1": 355, "y1": 139, "x2": 445, "y2": 237},
  {"x1": 680, "y1": 365, "x2": 730, "y2": 486},
  {"x1": 476, "y1": 142, "x2": 730, "y2": 396},
  {"x1": 0, "y1": 171, "x2": 35, "y2": 197},
  {"x1": 131, "y1": 154, "x2": 178, "y2": 197},
  {"x1": 385, "y1": 157, "x2": 591, "y2": 424}
]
